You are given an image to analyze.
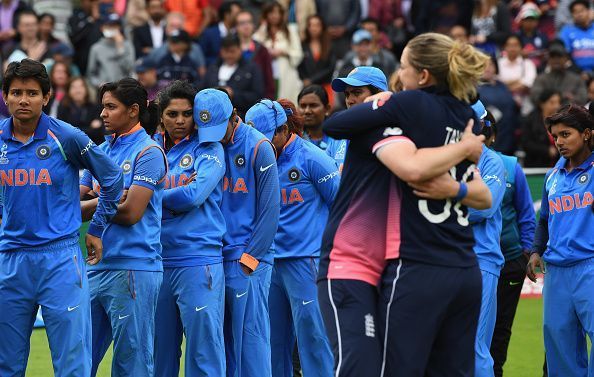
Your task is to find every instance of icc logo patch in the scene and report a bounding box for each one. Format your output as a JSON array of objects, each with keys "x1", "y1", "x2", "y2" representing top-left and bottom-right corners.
[
  {"x1": 36, "y1": 145, "x2": 51, "y2": 160},
  {"x1": 199, "y1": 110, "x2": 211, "y2": 123},
  {"x1": 180, "y1": 153, "x2": 193, "y2": 168},
  {"x1": 288, "y1": 168, "x2": 300, "y2": 182},
  {"x1": 235, "y1": 154, "x2": 245, "y2": 167},
  {"x1": 578, "y1": 173, "x2": 589, "y2": 185},
  {"x1": 122, "y1": 160, "x2": 132, "y2": 174}
]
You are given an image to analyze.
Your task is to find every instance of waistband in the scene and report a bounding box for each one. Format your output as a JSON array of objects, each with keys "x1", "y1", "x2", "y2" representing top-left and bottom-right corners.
[{"x1": 4, "y1": 235, "x2": 79, "y2": 253}]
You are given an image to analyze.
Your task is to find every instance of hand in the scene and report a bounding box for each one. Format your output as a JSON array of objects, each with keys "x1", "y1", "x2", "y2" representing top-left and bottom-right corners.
[
  {"x1": 364, "y1": 91, "x2": 393, "y2": 104},
  {"x1": 86, "y1": 234, "x2": 103, "y2": 265},
  {"x1": 240, "y1": 263, "x2": 253, "y2": 276},
  {"x1": 526, "y1": 253, "x2": 545, "y2": 283},
  {"x1": 460, "y1": 119, "x2": 485, "y2": 163},
  {"x1": 90, "y1": 119, "x2": 102, "y2": 129},
  {"x1": 119, "y1": 189, "x2": 128, "y2": 204},
  {"x1": 409, "y1": 173, "x2": 459, "y2": 199},
  {"x1": 113, "y1": 29, "x2": 125, "y2": 45}
]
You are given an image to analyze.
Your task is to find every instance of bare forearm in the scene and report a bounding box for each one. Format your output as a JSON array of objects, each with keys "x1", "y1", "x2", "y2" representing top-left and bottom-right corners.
[
  {"x1": 80, "y1": 198, "x2": 99, "y2": 222},
  {"x1": 461, "y1": 179, "x2": 492, "y2": 210}
]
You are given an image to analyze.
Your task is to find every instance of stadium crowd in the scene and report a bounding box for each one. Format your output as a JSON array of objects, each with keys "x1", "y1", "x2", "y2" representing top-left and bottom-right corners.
[{"x1": 0, "y1": 1, "x2": 594, "y2": 377}]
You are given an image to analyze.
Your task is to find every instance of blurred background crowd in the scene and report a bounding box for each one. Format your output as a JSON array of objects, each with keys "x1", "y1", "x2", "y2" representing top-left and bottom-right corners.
[{"x1": 2, "y1": 0, "x2": 593, "y2": 168}]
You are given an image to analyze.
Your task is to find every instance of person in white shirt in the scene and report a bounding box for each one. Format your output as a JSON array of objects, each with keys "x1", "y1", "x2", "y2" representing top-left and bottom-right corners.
[{"x1": 497, "y1": 34, "x2": 537, "y2": 115}]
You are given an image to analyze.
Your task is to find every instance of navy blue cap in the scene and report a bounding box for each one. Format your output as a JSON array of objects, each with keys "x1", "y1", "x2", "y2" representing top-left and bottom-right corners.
[
  {"x1": 193, "y1": 88, "x2": 233, "y2": 143},
  {"x1": 134, "y1": 58, "x2": 155, "y2": 73},
  {"x1": 245, "y1": 100, "x2": 287, "y2": 141},
  {"x1": 331, "y1": 66, "x2": 388, "y2": 92}
]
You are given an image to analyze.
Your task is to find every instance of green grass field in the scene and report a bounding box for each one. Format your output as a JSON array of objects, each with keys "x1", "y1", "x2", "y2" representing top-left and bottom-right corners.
[{"x1": 25, "y1": 298, "x2": 545, "y2": 376}]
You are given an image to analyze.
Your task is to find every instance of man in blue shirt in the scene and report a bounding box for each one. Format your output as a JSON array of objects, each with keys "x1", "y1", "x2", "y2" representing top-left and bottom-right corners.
[
  {"x1": 559, "y1": 0, "x2": 594, "y2": 74},
  {"x1": 196, "y1": 89, "x2": 280, "y2": 377},
  {"x1": 0, "y1": 59, "x2": 123, "y2": 377}
]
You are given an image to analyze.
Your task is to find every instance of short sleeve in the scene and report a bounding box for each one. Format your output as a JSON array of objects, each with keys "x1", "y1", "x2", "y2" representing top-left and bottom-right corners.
[{"x1": 132, "y1": 146, "x2": 167, "y2": 191}]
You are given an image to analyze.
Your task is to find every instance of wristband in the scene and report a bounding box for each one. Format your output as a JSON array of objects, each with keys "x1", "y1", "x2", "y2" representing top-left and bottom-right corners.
[
  {"x1": 454, "y1": 181, "x2": 468, "y2": 201},
  {"x1": 240, "y1": 253, "x2": 259, "y2": 272}
]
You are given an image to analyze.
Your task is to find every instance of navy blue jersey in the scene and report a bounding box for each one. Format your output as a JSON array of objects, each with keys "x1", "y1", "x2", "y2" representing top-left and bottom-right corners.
[{"x1": 319, "y1": 87, "x2": 477, "y2": 285}]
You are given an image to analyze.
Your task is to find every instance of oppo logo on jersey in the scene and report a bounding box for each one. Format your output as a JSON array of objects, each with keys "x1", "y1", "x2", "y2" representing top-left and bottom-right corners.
[
  {"x1": 0, "y1": 168, "x2": 52, "y2": 186},
  {"x1": 223, "y1": 177, "x2": 248, "y2": 193},
  {"x1": 549, "y1": 192, "x2": 593, "y2": 215},
  {"x1": 281, "y1": 188, "x2": 303, "y2": 205},
  {"x1": 165, "y1": 174, "x2": 191, "y2": 189}
]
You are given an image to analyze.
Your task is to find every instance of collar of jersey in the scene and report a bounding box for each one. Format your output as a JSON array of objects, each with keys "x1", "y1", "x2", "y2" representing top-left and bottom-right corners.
[
  {"x1": 1, "y1": 112, "x2": 50, "y2": 142},
  {"x1": 278, "y1": 134, "x2": 298, "y2": 161},
  {"x1": 556, "y1": 152, "x2": 594, "y2": 172},
  {"x1": 106, "y1": 123, "x2": 144, "y2": 145},
  {"x1": 230, "y1": 122, "x2": 246, "y2": 145},
  {"x1": 158, "y1": 130, "x2": 196, "y2": 151}
]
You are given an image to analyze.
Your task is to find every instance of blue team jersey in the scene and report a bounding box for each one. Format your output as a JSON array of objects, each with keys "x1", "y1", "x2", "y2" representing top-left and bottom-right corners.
[
  {"x1": 539, "y1": 153, "x2": 594, "y2": 266},
  {"x1": 154, "y1": 131, "x2": 226, "y2": 268},
  {"x1": 303, "y1": 132, "x2": 348, "y2": 172},
  {"x1": 0, "y1": 113, "x2": 122, "y2": 250},
  {"x1": 221, "y1": 122, "x2": 280, "y2": 264},
  {"x1": 275, "y1": 135, "x2": 339, "y2": 258},
  {"x1": 81, "y1": 124, "x2": 167, "y2": 272},
  {"x1": 559, "y1": 23, "x2": 594, "y2": 71},
  {"x1": 469, "y1": 146, "x2": 506, "y2": 276}
]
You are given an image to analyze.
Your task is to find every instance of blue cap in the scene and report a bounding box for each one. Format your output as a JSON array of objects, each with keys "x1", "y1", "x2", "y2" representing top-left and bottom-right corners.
[
  {"x1": 100, "y1": 13, "x2": 122, "y2": 26},
  {"x1": 193, "y1": 88, "x2": 233, "y2": 143},
  {"x1": 352, "y1": 29, "x2": 372, "y2": 44},
  {"x1": 245, "y1": 99, "x2": 287, "y2": 141},
  {"x1": 331, "y1": 66, "x2": 388, "y2": 92},
  {"x1": 134, "y1": 58, "x2": 156, "y2": 73},
  {"x1": 471, "y1": 100, "x2": 487, "y2": 120}
]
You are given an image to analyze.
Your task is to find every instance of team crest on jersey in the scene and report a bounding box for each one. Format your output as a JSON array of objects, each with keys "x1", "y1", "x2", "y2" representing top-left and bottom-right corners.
[
  {"x1": 0, "y1": 143, "x2": 9, "y2": 164},
  {"x1": 180, "y1": 153, "x2": 193, "y2": 168},
  {"x1": 122, "y1": 160, "x2": 132, "y2": 174},
  {"x1": 235, "y1": 154, "x2": 245, "y2": 167},
  {"x1": 36, "y1": 145, "x2": 51, "y2": 160},
  {"x1": 199, "y1": 110, "x2": 211, "y2": 123},
  {"x1": 288, "y1": 168, "x2": 300, "y2": 182},
  {"x1": 579, "y1": 173, "x2": 589, "y2": 185}
]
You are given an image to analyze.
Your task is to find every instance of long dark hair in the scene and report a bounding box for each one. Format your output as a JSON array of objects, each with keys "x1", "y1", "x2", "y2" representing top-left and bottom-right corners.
[
  {"x1": 297, "y1": 84, "x2": 329, "y2": 107},
  {"x1": 99, "y1": 78, "x2": 159, "y2": 135},
  {"x1": 303, "y1": 15, "x2": 331, "y2": 61},
  {"x1": 545, "y1": 104, "x2": 594, "y2": 136},
  {"x1": 262, "y1": 2, "x2": 289, "y2": 39},
  {"x1": 60, "y1": 77, "x2": 92, "y2": 108}
]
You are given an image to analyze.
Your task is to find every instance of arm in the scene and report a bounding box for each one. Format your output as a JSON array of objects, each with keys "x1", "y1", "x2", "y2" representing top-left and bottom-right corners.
[
  {"x1": 512, "y1": 164, "x2": 536, "y2": 251},
  {"x1": 87, "y1": 46, "x2": 100, "y2": 88},
  {"x1": 287, "y1": 26, "x2": 304, "y2": 68},
  {"x1": 308, "y1": 153, "x2": 340, "y2": 207},
  {"x1": 531, "y1": 180, "x2": 550, "y2": 256},
  {"x1": 242, "y1": 141, "x2": 280, "y2": 264},
  {"x1": 112, "y1": 147, "x2": 166, "y2": 225},
  {"x1": 468, "y1": 151, "x2": 506, "y2": 222},
  {"x1": 162, "y1": 143, "x2": 225, "y2": 213}
]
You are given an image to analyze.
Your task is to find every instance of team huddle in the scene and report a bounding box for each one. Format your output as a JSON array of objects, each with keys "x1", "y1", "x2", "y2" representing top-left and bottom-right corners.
[{"x1": 0, "y1": 31, "x2": 594, "y2": 377}]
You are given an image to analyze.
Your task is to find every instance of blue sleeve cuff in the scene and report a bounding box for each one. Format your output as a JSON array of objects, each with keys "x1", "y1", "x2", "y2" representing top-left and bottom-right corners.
[{"x1": 87, "y1": 222, "x2": 104, "y2": 238}]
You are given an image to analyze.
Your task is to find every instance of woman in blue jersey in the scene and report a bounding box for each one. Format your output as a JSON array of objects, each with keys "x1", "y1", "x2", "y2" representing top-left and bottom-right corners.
[
  {"x1": 152, "y1": 81, "x2": 227, "y2": 377},
  {"x1": 527, "y1": 105, "x2": 594, "y2": 377},
  {"x1": 0, "y1": 59, "x2": 122, "y2": 377},
  {"x1": 297, "y1": 85, "x2": 346, "y2": 171},
  {"x1": 79, "y1": 78, "x2": 167, "y2": 377},
  {"x1": 245, "y1": 98, "x2": 339, "y2": 377}
]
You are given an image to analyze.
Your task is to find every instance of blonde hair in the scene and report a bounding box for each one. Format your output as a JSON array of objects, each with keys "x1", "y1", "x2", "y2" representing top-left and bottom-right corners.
[{"x1": 405, "y1": 32, "x2": 489, "y2": 103}]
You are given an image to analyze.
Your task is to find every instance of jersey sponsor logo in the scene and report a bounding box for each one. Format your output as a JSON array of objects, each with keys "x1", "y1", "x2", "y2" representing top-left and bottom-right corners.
[
  {"x1": 383, "y1": 127, "x2": 403, "y2": 137},
  {"x1": 36, "y1": 145, "x2": 51, "y2": 160},
  {"x1": 483, "y1": 174, "x2": 502, "y2": 186},
  {"x1": 288, "y1": 168, "x2": 300, "y2": 181},
  {"x1": 223, "y1": 176, "x2": 248, "y2": 193},
  {"x1": 334, "y1": 141, "x2": 347, "y2": 161},
  {"x1": 234, "y1": 154, "x2": 245, "y2": 167},
  {"x1": 201, "y1": 153, "x2": 223, "y2": 168},
  {"x1": 578, "y1": 173, "x2": 589, "y2": 185},
  {"x1": 281, "y1": 188, "x2": 304, "y2": 205},
  {"x1": 0, "y1": 168, "x2": 52, "y2": 186},
  {"x1": 80, "y1": 139, "x2": 94, "y2": 155},
  {"x1": 318, "y1": 170, "x2": 340, "y2": 183},
  {"x1": 364, "y1": 313, "x2": 375, "y2": 338},
  {"x1": 165, "y1": 173, "x2": 191, "y2": 189},
  {"x1": 0, "y1": 143, "x2": 8, "y2": 165},
  {"x1": 122, "y1": 160, "x2": 132, "y2": 174},
  {"x1": 134, "y1": 174, "x2": 158, "y2": 186},
  {"x1": 180, "y1": 153, "x2": 193, "y2": 168},
  {"x1": 549, "y1": 191, "x2": 593, "y2": 214}
]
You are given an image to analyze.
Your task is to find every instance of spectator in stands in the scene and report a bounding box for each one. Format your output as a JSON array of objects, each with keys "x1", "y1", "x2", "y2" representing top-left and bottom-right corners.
[
  {"x1": 559, "y1": 0, "x2": 594, "y2": 75},
  {"x1": 164, "y1": 0, "x2": 211, "y2": 38},
  {"x1": 588, "y1": 77, "x2": 594, "y2": 105},
  {"x1": 516, "y1": 2, "x2": 549, "y2": 72},
  {"x1": 360, "y1": 17, "x2": 398, "y2": 77},
  {"x1": 202, "y1": 34, "x2": 264, "y2": 116},
  {"x1": 254, "y1": 1, "x2": 303, "y2": 103},
  {"x1": 498, "y1": 34, "x2": 537, "y2": 115},
  {"x1": 368, "y1": 0, "x2": 410, "y2": 59},
  {"x1": 0, "y1": 0, "x2": 31, "y2": 50},
  {"x1": 87, "y1": 13, "x2": 135, "y2": 88},
  {"x1": 236, "y1": 9, "x2": 275, "y2": 99},
  {"x1": 450, "y1": 24, "x2": 470, "y2": 42},
  {"x1": 144, "y1": 12, "x2": 206, "y2": 76},
  {"x1": 4, "y1": 10, "x2": 50, "y2": 67},
  {"x1": 68, "y1": 0, "x2": 102, "y2": 75},
  {"x1": 38, "y1": 13, "x2": 70, "y2": 56},
  {"x1": 156, "y1": 29, "x2": 201, "y2": 87},
  {"x1": 278, "y1": 0, "x2": 316, "y2": 40},
  {"x1": 338, "y1": 30, "x2": 391, "y2": 80},
  {"x1": 44, "y1": 61, "x2": 71, "y2": 118},
  {"x1": 123, "y1": 0, "x2": 149, "y2": 28},
  {"x1": 57, "y1": 77, "x2": 104, "y2": 144},
  {"x1": 298, "y1": 15, "x2": 336, "y2": 97},
  {"x1": 316, "y1": 0, "x2": 360, "y2": 59},
  {"x1": 199, "y1": 1, "x2": 241, "y2": 66},
  {"x1": 521, "y1": 89, "x2": 561, "y2": 167},
  {"x1": 411, "y1": 0, "x2": 474, "y2": 36},
  {"x1": 132, "y1": 0, "x2": 166, "y2": 58},
  {"x1": 478, "y1": 56, "x2": 519, "y2": 156},
  {"x1": 135, "y1": 58, "x2": 163, "y2": 101},
  {"x1": 531, "y1": 41, "x2": 588, "y2": 106},
  {"x1": 470, "y1": 0, "x2": 512, "y2": 56}
]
